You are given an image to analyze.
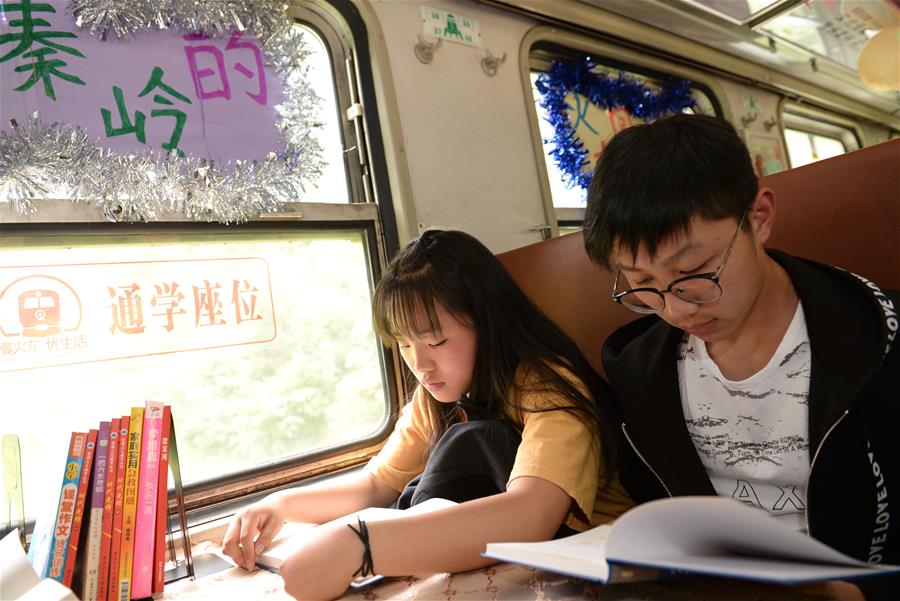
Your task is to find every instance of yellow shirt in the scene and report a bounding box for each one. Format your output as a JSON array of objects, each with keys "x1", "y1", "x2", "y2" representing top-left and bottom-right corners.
[{"x1": 366, "y1": 372, "x2": 633, "y2": 530}]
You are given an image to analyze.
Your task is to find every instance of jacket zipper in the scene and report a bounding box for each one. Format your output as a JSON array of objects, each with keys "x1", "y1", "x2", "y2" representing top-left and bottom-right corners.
[
  {"x1": 622, "y1": 423, "x2": 672, "y2": 497},
  {"x1": 804, "y1": 409, "x2": 849, "y2": 535}
]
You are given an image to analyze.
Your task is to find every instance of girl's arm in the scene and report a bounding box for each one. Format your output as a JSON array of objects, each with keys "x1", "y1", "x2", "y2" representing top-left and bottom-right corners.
[
  {"x1": 279, "y1": 475, "x2": 570, "y2": 600},
  {"x1": 222, "y1": 469, "x2": 400, "y2": 571}
]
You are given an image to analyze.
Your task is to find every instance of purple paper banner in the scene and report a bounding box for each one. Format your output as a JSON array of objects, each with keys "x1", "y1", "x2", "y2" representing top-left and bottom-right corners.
[{"x1": 0, "y1": 0, "x2": 285, "y2": 162}]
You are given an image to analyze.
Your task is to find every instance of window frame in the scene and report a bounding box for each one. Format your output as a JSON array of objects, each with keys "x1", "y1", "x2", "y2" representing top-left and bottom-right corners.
[
  {"x1": 0, "y1": 1, "x2": 405, "y2": 523},
  {"x1": 520, "y1": 26, "x2": 728, "y2": 236},
  {"x1": 780, "y1": 100, "x2": 863, "y2": 168}
]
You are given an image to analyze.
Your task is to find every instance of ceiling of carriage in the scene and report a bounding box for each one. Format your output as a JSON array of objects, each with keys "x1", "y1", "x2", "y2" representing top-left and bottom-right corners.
[{"x1": 576, "y1": 0, "x2": 899, "y2": 116}]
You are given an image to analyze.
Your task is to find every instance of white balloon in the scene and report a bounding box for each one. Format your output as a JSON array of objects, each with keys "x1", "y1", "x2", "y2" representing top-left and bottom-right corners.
[{"x1": 857, "y1": 25, "x2": 900, "y2": 91}]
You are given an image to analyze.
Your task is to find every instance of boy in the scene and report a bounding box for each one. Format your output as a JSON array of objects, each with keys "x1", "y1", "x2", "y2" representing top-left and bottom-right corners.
[{"x1": 583, "y1": 114, "x2": 897, "y2": 600}]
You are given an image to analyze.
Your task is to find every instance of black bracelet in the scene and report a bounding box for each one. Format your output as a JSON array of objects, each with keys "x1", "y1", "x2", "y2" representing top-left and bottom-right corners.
[{"x1": 346, "y1": 517, "x2": 374, "y2": 578}]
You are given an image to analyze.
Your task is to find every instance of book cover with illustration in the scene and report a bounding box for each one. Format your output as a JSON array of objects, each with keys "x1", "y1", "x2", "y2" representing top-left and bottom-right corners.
[
  {"x1": 45, "y1": 432, "x2": 88, "y2": 583},
  {"x1": 152, "y1": 405, "x2": 172, "y2": 594},
  {"x1": 131, "y1": 401, "x2": 164, "y2": 598},
  {"x1": 62, "y1": 428, "x2": 97, "y2": 588}
]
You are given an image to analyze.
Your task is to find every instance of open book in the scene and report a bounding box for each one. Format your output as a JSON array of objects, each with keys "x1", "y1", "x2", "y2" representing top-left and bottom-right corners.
[
  {"x1": 483, "y1": 496, "x2": 900, "y2": 585},
  {"x1": 1, "y1": 530, "x2": 79, "y2": 601},
  {"x1": 255, "y1": 497, "x2": 458, "y2": 583}
]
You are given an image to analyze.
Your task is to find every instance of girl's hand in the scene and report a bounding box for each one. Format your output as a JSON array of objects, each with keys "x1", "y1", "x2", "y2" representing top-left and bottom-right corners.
[
  {"x1": 222, "y1": 498, "x2": 287, "y2": 571},
  {"x1": 280, "y1": 520, "x2": 364, "y2": 601},
  {"x1": 796, "y1": 580, "x2": 865, "y2": 601}
]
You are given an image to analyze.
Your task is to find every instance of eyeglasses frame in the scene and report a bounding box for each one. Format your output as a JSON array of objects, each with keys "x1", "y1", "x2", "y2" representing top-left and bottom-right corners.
[{"x1": 611, "y1": 212, "x2": 747, "y2": 314}]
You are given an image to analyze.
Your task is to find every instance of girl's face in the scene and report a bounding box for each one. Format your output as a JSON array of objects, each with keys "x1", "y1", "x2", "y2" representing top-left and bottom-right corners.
[{"x1": 396, "y1": 303, "x2": 477, "y2": 403}]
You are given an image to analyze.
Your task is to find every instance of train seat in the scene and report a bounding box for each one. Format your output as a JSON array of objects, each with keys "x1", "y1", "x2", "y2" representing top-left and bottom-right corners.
[{"x1": 498, "y1": 138, "x2": 900, "y2": 378}]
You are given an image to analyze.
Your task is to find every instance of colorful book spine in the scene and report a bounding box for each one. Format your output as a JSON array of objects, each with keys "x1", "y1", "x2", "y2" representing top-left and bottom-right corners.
[
  {"x1": 116, "y1": 407, "x2": 144, "y2": 601},
  {"x1": 107, "y1": 416, "x2": 130, "y2": 601},
  {"x1": 82, "y1": 422, "x2": 111, "y2": 601},
  {"x1": 131, "y1": 401, "x2": 164, "y2": 599},
  {"x1": 152, "y1": 405, "x2": 172, "y2": 594},
  {"x1": 62, "y1": 428, "x2": 98, "y2": 588},
  {"x1": 47, "y1": 432, "x2": 88, "y2": 582},
  {"x1": 97, "y1": 417, "x2": 120, "y2": 601}
]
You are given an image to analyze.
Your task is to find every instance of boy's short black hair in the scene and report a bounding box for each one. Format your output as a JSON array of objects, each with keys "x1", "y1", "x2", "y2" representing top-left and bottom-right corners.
[{"x1": 583, "y1": 114, "x2": 758, "y2": 269}]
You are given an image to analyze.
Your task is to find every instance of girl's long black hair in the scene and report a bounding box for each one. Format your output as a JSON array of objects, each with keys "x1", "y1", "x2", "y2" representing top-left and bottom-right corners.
[{"x1": 373, "y1": 229, "x2": 620, "y2": 479}]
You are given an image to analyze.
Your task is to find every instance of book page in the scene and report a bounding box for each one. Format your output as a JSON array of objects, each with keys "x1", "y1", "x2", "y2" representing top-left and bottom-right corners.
[
  {"x1": 1, "y1": 529, "x2": 78, "y2": 600},
  {"x1": 603, "y1": 496, "x2": 900, "y2": 583},
  {"x1": 482, "y1": 524, "x2": 614, "y2": 582},
  {"x1": 1, "y1": 529, "x2": 40, "y2": 599},
  {"x1": 15, "y1": 578, "x2": 79, "y2": 601},
  {"x1": 605, "y1": 497, "x2": 866, "y2": 566}
]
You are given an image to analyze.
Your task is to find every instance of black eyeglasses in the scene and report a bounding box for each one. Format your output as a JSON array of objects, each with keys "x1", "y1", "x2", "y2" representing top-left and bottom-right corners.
[{"x1": 612, "y1": 213, "x2": 746, "y2": 314}]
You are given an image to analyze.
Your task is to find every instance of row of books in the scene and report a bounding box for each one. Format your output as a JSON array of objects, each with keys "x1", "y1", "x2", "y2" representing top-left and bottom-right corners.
[{"x1": 27, "y1": 401, "x2": 173, "y2": 601}]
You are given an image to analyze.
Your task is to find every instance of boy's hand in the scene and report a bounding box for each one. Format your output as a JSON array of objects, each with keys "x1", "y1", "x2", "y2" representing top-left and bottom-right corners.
[
  {"x1": 222, "y1": 499, "x2": 287, "y2": 571},
  {"x1": 280, "y1": 521, "x2": 364, "y2": 601}
]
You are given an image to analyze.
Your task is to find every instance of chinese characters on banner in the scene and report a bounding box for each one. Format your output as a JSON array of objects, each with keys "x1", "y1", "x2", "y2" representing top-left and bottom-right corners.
[
  {"x1": 0, "y1": 0, "x2": 284, "y2": 162},
  {"x1": 0, "y1": 258, "x2": 277, "y2": 371},
  {"x1": 568, "y1": 94, "x2": 636, "y2": 173}
]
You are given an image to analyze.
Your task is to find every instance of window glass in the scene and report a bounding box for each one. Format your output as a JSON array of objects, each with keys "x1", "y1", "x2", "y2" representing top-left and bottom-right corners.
[
  {"x1": 757, "y1": 1, "x2": 894, "y2": 73},
  {"x1": 784, "y1": 128, "x2": 848, "y2": 168},
  {"x1": 294, "y1": 25, "x2": 350, "y2": 204},
  {"x1": 1, "y1": 227, "x2": 388, "y2": 521},
  {"x1": 686, "y1": 0, "x2": 785, "y2": 23}
]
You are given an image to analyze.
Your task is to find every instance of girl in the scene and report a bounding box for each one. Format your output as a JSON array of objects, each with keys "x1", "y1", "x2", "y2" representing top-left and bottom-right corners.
[{"x1": 222, "y1": 230, "x2": 632, "y2": 600}]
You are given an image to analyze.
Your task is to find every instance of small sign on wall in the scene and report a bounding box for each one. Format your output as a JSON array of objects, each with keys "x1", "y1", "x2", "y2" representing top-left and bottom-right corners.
[{"x1": 420, "y1": 6, "x2": 483, "y2": 48}]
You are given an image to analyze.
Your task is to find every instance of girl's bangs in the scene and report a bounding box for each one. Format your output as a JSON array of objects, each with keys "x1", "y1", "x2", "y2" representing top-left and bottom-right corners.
[{"x1": 374, "y1": 272, "x2": 442, "y2": 342}]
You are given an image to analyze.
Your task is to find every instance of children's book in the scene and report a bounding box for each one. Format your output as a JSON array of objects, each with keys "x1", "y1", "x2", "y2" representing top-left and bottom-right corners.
[
  {"x1": 26, "y1": 510, "x2": 54, "y2": 578},
  {"x1": 107, "y1": 416, "x2": 130, "y2": 601},
  {"x1": 132, "y1": 401, "x2": 164, "y2": 599},
  {"x1": 482, "y1": 496, "x2": 900, "y2": 585},
  {"x1": 96, "y1": 417, "x2": 120, "y2": 601},
  {"x1": 62, "y1": 428, "x2": 98, "y2": 589},
  {"x1": 116, "y1": 407, "x2": 143, "y2": 601},
  {"x1": 152, "y1": 405, "x2": 172, "y2": 594},
  {"x1": 46, "y1": 432, "x2": 88, "y2": 583},
  {"x1": 82, "y1": 422, "x2": 110, "y2": 601},
  {"x1": 255, "y1": 497, "x2": 458, "y2": 581},
  {"x1": 1, "y1": 530, "x2": 78, "y2": 601}
]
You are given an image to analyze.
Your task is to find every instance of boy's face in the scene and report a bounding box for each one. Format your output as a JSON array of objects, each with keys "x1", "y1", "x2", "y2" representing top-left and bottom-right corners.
[{"x1": 612, "y1": 213, "x2": 769, "y2": 344}]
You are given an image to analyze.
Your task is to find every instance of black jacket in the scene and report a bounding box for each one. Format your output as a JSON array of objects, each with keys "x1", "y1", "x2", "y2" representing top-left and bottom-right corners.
[{"x1": 602, "y1": 250, "x2": 899, "y2": 598}]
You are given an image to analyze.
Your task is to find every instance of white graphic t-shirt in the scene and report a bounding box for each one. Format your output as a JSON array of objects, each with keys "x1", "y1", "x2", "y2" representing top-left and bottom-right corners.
[{"x1": 678, "y1": 302, "x2": 811, "y2": 531}]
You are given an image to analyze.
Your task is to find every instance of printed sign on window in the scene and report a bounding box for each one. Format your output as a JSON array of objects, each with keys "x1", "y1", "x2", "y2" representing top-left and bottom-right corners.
[{"x1": 0, "y1": 258, "x2": 277, "y2": 371}]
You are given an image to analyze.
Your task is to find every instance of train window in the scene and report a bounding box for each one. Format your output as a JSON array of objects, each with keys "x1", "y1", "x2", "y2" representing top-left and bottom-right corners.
[
  {"x1": 0, "y1": 5, "x2": 395, "y2": 525},
  {"x1": 784, "y1": 129, "x2": 846, "y2": 167},
  {"x1": 528, "y1": 43, "x2": 720, "y2": 231},
  {"x1": 781, "y1": 104, "x2": 861, "y2": 168},
  {"x1": 291, "y1": 26, "x2": 350, "y2": 204}
]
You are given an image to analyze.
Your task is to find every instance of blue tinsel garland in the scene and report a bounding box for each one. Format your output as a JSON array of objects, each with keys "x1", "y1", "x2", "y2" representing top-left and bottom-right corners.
[{"x1": 535, "y1": 60, "x2": 696, "y2": 190}]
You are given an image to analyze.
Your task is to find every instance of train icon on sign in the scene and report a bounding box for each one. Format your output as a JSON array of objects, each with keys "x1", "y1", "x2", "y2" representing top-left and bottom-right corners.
[
  {"x1": 18, "y1": 289, "x2": 62, "y2": 337},
  {"x1": 0, "y1": 275, "x2": 82, "y2": 339}
]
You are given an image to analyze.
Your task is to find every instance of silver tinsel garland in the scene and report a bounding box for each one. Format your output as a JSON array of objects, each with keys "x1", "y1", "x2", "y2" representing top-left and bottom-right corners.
[
  {"x1": 1, "y1": 117, "x2": 320, "y2": 224},
  {"x1": 69, "y1": 0, "x2": 292, "y2": 43},
  {"x1": 1, "y1": 1, "x2": 326, "y2": 224}
]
